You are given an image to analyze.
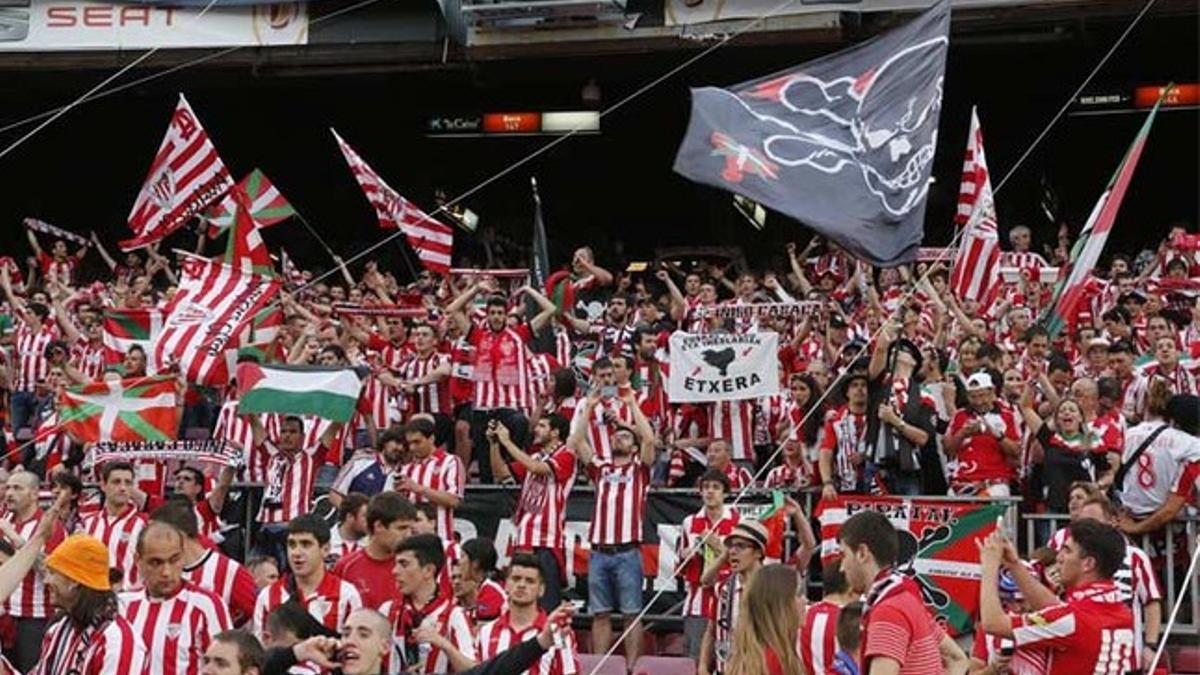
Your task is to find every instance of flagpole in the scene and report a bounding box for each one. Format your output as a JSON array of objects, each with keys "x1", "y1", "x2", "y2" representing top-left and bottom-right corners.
[
  {"x1": 289, "y1": 211, "x2": 340, "y2": 265},
  {"x1": 392, "y1": 238, "x2": 422, "y2": 282}
]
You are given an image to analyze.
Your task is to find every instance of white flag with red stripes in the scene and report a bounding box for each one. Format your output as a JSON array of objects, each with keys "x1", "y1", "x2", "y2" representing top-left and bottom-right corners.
[
  {"x1": 154, "y1": 254, "x2": 281, "y2": 386},
  {"x1": 949, "y1": 107, "x2": 1000, "y2": 303},
  {"x1": 332, "y1": 129, "x2": 452, "y2": 273},
  {"x1": 123, "y1": 95, "x2": 234, "y2": 251}
]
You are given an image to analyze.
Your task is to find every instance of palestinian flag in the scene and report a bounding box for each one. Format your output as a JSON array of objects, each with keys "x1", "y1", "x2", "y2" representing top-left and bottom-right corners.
[
  {"x1": 58, "y1": 375, "x2": 179, "y2": 442},
  {"x1": 205, "y1": 169, "x2": 295, "y2": 236},
  {"x1": 236, "y1": 362, "x2": 364, "y2": 422},
  {"x1": 816, "y1": 495, "x2": 1006, "y2": 635},
  {"x1": 1042, "y1": 86, "x2": 1169, "y2": 338},
  {"x1": 102, "y1": 308, "x2": 163, "y2": 373}
]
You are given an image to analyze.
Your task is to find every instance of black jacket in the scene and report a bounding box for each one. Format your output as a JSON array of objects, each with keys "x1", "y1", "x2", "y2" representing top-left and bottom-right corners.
[{"x1": 263, "y1": 636, "x2": 550, "y2": 675}]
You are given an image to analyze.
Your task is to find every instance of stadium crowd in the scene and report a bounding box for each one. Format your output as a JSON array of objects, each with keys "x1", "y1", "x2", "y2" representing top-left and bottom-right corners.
[{"x1": 0, "y1": 217, "x2": 1195, "y2": 675}]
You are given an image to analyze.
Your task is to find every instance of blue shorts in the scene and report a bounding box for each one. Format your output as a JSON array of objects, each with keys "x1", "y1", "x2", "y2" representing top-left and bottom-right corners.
[{"x1": 588, "y1": 547, "x2": 644, "y2": 615}]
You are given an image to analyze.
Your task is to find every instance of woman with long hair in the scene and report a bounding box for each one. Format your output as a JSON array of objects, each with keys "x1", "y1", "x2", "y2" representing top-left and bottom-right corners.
[{"x1": 726, "y1": 564, "x2": 804, "y2": 675}]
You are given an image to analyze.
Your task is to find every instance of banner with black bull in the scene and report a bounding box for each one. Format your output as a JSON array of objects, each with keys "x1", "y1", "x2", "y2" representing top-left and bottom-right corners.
[
  {"x1": 816, "y1": 495, "x2": 1006, "y2": 635},
  {"x1": 453, "y1": 487, "x2": 785, "y2": 613},
  {"x1": 668, "y1": 331, "x2": 780, "y2": 402},
  {"x1": 672, "y1": 0, "x2": 950, "y2": 267}
]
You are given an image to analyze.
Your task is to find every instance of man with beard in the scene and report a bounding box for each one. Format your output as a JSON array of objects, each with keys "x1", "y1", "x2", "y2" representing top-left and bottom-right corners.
[
  {"x1": 125, "y1": 521, "x2": 232, "y2": 675},
  {"x1": 838, "y1": 511, "x2": 967, "y2": 675},
  {"x1": 488, "y1": 413, "x2": 576, "y2": 611},
  {"x1": 475, "y1": 553, "x2": 579, "y2": 675},
  {"x1": 330, "y1": 430, "x2": 408, "y2": 504},
  {"x1": 0, "y1": 470, "x2": 66, "y2": 672}
]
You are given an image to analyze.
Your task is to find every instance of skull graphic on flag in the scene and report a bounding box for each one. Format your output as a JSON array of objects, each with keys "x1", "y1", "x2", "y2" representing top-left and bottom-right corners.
[{"x1": 674, "y1": 0, "x2": 950, "y2": 267}]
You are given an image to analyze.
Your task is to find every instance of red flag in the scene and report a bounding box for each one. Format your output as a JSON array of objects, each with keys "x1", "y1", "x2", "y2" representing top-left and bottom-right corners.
[
  {"x1": 122, "y1": 95, "x2": 234, "y2": 251},
  {"x1": 223, "y1": 186, "x2": 274, "y2": 276},
  {"x1": 332, "y1": 129, "x2": 453, "y2": 273},
  {"x1": 949, "y1": 107, "x2": 1000, "y2": 302},
  {"x1": 154, "y1": 254, "x2": 281, "y2": 386}
]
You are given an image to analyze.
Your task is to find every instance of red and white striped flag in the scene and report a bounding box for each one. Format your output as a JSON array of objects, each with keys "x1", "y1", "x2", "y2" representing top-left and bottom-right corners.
[
  {"x1": 154, "y1": 254, "x2": 281, "y2": 386},
  {"x1": 331, "y1": 129, "x2": 452, "y2": 273},
  {"x1": 122, "y1": 95, "x2": 234, "y2": 251},
  {"x1": 949, "y1": 107, "x2": 1000, "y2": 302}
]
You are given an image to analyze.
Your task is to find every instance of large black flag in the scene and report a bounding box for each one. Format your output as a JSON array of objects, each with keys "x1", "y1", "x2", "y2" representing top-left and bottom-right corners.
[
  {"x1": 527, "y1": 177, "x2": 556, "y2": 354},
  {"x1": 673, "y1": 0, "x2": 950, "y2": 267}
]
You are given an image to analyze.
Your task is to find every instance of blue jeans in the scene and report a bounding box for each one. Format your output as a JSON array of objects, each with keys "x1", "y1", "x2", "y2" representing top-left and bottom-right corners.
[
  {"x1": 9, "y1": 390, "x2": 37, "y2": 435},
  {"x1": 588, "y1": 546, "x2": 643, "y2": 614}
]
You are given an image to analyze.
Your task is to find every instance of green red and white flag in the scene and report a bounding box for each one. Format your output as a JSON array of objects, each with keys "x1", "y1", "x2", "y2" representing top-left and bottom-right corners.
[
  {"x1": 58, "y1": 375, "x2": 179, "y2": 442},
  {"x1": 205, "y1": 169, "x2": 295, "y2": 236},
  {"x1": 1042, "y1": 87, "x2": 1169, "y2": 338},
  {"x1": 816, "y1": 495, "x2": 1006, "y2": 635},
  {"x1": 102, "y1": 308, "x2": 163, "y2": 374},
  {"x1": 223, "y1": 185, "x2": 275, "y2": 276},
  {"x1": 236, "y1": 362, "x2": 364, "y2": 422}
]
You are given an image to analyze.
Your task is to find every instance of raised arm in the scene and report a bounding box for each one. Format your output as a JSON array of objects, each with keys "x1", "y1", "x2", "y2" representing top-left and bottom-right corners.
[
  {"x1": 90, "y1": 231, "x2": 118, "y2": 271},
  {"x1": 657, "y1": 269, "x2": 687, "y2": 322},
  {"x1": 624, "y1": 389, "x2": 657, "y2": 465},
  {"x1": 567, "y1": 393, "x2": 600, "y2": 465},
  {"x1": 25, "y1": 229, "x2": 43, "y2": 258},
  {"x1": 521, "y1": 285, "x2": 558, "y2": 334},
  {"x1": 786, "y1": 241, "x2": 815, "y2": 297}
]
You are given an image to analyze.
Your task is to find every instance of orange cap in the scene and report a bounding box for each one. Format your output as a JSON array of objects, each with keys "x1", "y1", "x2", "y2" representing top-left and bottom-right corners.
[{"x1": 45, "y1": 534, "x2": 111, "y2": 591}]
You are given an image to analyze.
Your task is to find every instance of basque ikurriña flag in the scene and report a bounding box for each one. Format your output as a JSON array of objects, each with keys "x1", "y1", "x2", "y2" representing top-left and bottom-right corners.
[
  {"x1": 58, "y1": 375, "x2": 179, "y2": 442},
  {"x1": 673, "y1": 0, "x2": 950, "y2": 267},
  {"x1": 816, "y1": 494, "x2": 1006, "y2": 635}
]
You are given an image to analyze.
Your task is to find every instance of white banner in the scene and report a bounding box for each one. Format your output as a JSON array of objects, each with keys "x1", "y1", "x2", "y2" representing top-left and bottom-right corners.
[
  {"x1": 664, "y1": 0, "x2": 1059, "y2": 27},
  {"x1": 668, "y1": 331, "x2": 779, "y2": 403},
  {"x1": 0, "y1": 1, "x2": 307, "y2": 51}
]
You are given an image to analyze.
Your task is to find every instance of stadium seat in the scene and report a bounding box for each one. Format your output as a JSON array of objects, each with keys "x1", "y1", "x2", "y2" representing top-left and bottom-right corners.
[
  {"x1": 1173, "y1": 645, "x2": 1200, "y2": 674},
  {"x1": 657, "y1": 632, "x2": 687, "y2": 657},
  {"x1": 632, "y1": 656, "x2": 696, "y2": 675},
  {"x1": 578, "y1": 654, "x2": 627, "y2": 675}
]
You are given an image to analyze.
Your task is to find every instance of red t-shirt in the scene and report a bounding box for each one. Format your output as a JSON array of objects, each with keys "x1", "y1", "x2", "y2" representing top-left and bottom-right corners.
[
  {"x1": 948, "y1": 407, "x2": 1020, "y2": 483},
  {"x1": 332, "y1": 548, "x2": 403, "y2": 609},
  {"x1": 862, "y1": 575, "x2": 945, "y2": 674}
]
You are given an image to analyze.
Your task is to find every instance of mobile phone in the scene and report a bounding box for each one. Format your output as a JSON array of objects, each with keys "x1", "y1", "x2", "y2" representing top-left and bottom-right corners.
[{"x1": 601, "y1": 385, "x2": 617, "y2": 399}]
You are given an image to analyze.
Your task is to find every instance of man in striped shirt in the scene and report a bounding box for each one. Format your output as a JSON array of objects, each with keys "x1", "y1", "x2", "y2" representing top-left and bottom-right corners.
[
  {"x1": 252, "y1": 515, "x2": 363, "y2": 642},
  {"x1": 569, "y1": 387, "x2": 655, "y2": 666},
  {"x1": 389, "y1": 533, "x2": 477, "y2": 674},
  {"x1": 488, "y1": 413, "x2": 577, "y2": 611},
  {"x1": 674, "y1": 470, "x2": 738, "y2": 662},
  {"x1": 397, "y1": 323, "x2": 452, "y2": 421},
  {"x1": 475, "y1": 553, "x2": 579, "y2": 675},
  {"x1": 392, "y1": 417, "x2": 464, "y2": 541},
  {"x1": 800, "y1": 563, "x2": 856, "y2": 675},
  {"x1": 126, "y1": 521, "x2": 233, "y2": 675},
  {"x1": 1, "y1": 267, "x2": 57, "y2": 433},
  {"x1": 80, "y1": 461, "x2": 147, "y2": 589},
  {"x1": 1, "y1": 470, "x2": 66, "y2": 672},
  {"x1": 150, "y1": 502, "x2": 258, "y2": 628}
]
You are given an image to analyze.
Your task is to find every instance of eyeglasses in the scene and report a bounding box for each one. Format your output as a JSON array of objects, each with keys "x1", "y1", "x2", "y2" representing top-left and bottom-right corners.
[{"x1": 727, "y1": 540, "x2": 753, "y2": 551}]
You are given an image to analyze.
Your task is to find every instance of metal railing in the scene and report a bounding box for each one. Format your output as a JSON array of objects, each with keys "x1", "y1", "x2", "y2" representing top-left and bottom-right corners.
[{"x1": 1022, "y1": 512, "x2": 1200, "y2": 638}]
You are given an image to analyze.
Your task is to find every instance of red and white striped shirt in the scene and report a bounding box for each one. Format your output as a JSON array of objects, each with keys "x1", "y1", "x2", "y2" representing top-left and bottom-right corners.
[
  {"x1": 80, "y1": 503, "x2": 147, "y2": 589},
  {"x1": 183, "y1": 547, "x2": 259, "y2": 628},
  {"x1": 709, "y1": 400, "x2": 755, "y2": 462},
  {"x1": 33, "y1": 615, "x2": 147, "y2": 675},
  {"x1": 252, "y1": 572, "x2": 363, "y2": 641},
  {"x1": 1, "y1": 509, "x2": 66, "y2": 618},
  {"x1": 14, "y1": 323, "x2": 57, "y2": 392},
  {"x1": 475, "y1": 609, "x2": 580, "y2": 675},
  {"x1": 326, "y1": 526, "x2": 364, "y2": 567},
  {"x1": 37, "y1": 253, "x2": 79, "y2": 288},
  {"x1": 124, "y1": 581, "x2": 232, "y2": 675},
  {"x1": 676, "y1": 506, "x2": 740, "y2": 617},
  {"x1": 799, "y1": 599, "x2": 839, "y2": 675},
  {"x1": 257, "y1": 441, "x2": 327, "y2": 526},
  {"x1": 765, "y1": 457, "x2": 812, "y2": 491},
  {"x1": 399, "y1": 351, "x2": 451, "y2": 417},
  {"x1": 570, "y1": 398, "x2": 634, "y2": 463},
  {"x1": 387, "y1": 594, "x2": 477, "y2": 675},
  {"x1": 586, "y1": 458, "x2": 650, "y2": 545},
  {"x1": 511, "y1": 443, "x2": 577, "y2": 551},
  {"x1": 470, "y1": 324, "x2": 532, "y2": 410},
  {"x1": 71, "y1": 340, "x2": 107, "y2": 381},
  {"x1": 393, "y1": 449, "x2": 464, "y2": 540}
]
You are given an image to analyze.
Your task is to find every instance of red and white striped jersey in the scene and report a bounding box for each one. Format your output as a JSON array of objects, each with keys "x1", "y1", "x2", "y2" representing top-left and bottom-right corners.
[
  {"x1": 676, "y1": 506, "x2": 740, "y2": 617},
  {"x1": 182, "y1": 547, "x2": 258, "y2": 628},
  {"x1": 765, "y1": 457, "x2": 813, "y2": 491},
  {"x1": 585, "y1": 458, "x2": 650, "y2": 545},
  {"x1": 359, "y1": 375, "x2": 395, "y2": 431},
  {"x1": 257, "y1": 441, "x2": 327, "y2": 526},
  {"x1": 326, "y1": 526, "x2": 364, "y2": 568},
  {"x1": 717, "y1": 462, "x2": 756, "y2": 492},
  {"x1": 469, "y1": 578, "x2": 508, "y2": 626},
  {"x1": 13, "y1": 323, "x2": 57, "y2": 392},
  {"x1": 80, "y1": 504, "x2": 147, "y2": 589},
  {"x1": 37, "y1": 253, "x2": 79, "y2": 288},
  {"x1": 124, "y1": 581, "x2": 232, "y2": 675},
  {"x1": 213, "y1": 398, "x2": 280, "y2": 483},
  {"x1": 399, "y1": 351, "x2": 451, "y2": 417},
  {"x1": 71, "y1": 340, "x2": 107, "y2": 381},
  {"x1": 754, "y1": 394, "x2": 789, "y2": 447},
  {"x1": 709, "y1": 400, "x2": 755, "y2": 462},
  {"x1": 469, "y1": 323, "x2": 533, "y2": 410},
  {"x1": 799, "y1": 599, "x2": 839, "y2": 675},
  {"x1": 525, "y1": 353, "x2": 558, "y2": 417},
  {"x1": 1116, "y1": 541, "x2": 1164, "y2": 669},
  {"x1": 387, "y1": 594, "x2": 477, "y2": 675},
  {"x1": 475, "y1": 609, "x2": 580, "y2": 675},
  {"x1": 999, "y1": 251, "x2": 1048, "y2": 270},
  {"x1": 252, "y1": 572, "x2": 363, "y2": 641},
  {"x1": 820, "y1": 407, "x2": 868, "y2": 492},
  {"x1": 393, "y1": 449, "x2": 464, "y2": 540},
  {"x1": 570, "y1": 398, "x2": 634, "y2": 462},
  {"x1": 511, "y1": 443, "x2": 577, "y2": 551},
  {"x1": 1, "y1": 509, "x2": 66, "y2": 618},
  {"x1": 32, "y1": 614, "x2": 147, "y2": 675},
  {"x1": 380, "y1": 340, "x2": 415, "y2": 372}
]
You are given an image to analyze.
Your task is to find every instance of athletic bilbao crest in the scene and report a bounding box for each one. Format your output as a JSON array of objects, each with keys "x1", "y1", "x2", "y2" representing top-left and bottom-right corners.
[
  {"x1": 148, "y1": 165, "x2": 176, "y2": 210},
  {"x1": 674, "y1": 0, "x2": 949, "y2": 266},
  {"x1": 166, "y1": 301, "x2": 215, "y2": 329}
]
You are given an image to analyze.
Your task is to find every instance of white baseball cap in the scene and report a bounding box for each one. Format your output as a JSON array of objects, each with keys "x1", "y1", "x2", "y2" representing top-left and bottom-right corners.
[{"x1": 965, "y1": 372, "x2": 994, "y2": 391}]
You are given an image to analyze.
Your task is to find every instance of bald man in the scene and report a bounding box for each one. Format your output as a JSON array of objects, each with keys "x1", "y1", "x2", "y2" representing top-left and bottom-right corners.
[{"x1": 1, "y1": 470, "x2": 66, "y2": 672}]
